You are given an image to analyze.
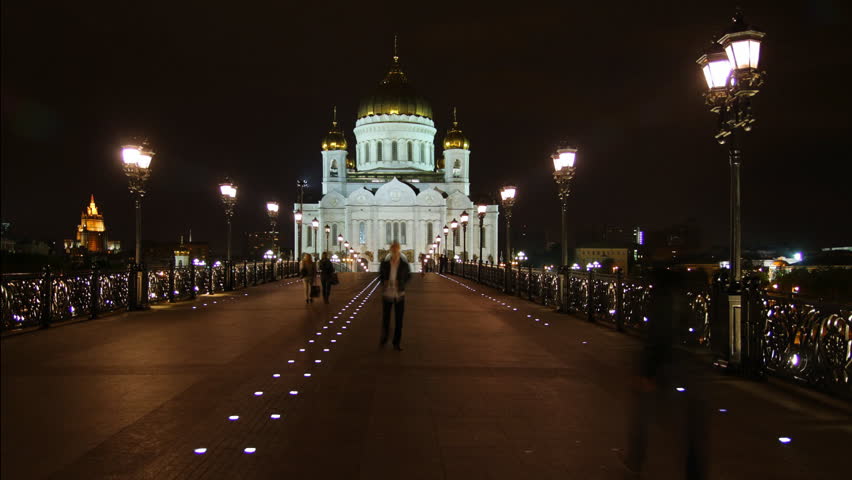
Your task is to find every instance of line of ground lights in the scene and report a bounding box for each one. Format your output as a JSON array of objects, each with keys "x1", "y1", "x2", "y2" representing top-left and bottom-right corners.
[
  {"x1": 189, "y1": 278, "x2": 304, "y2": 310},
  {"x1": 193, "y1": 276, "x2": 381, "y2": 456},
  {"x1": 437, "y1": 274, "x2": 795, "y2": 447}
]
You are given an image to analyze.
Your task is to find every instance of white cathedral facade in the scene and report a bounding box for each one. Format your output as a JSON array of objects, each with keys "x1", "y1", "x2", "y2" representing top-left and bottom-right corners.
[{"x1": 294, "y1": 51, "x2": 499, "y2": 272}]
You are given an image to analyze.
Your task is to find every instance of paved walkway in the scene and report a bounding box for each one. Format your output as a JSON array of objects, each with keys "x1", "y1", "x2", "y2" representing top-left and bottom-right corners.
[{"x1": 2, "y1": 273, "x2": 850, "y2": 479}]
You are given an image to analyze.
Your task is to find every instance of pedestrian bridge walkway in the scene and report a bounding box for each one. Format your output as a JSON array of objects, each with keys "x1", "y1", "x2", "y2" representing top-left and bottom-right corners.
[{"x1": 2, "y1": 273, "x2": 849, "y2": 479}]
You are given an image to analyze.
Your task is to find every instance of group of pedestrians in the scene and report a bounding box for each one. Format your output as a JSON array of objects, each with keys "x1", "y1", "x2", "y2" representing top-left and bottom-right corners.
[
  {"x1": 298, "y1": 252, "x2": 336, "y2": 304},
  {"x1": 299, "y1": 242, "x2": 411, "y2": 351},
  {"x1": 297, "y1": 241, "x2": 410, "y2": 351}
]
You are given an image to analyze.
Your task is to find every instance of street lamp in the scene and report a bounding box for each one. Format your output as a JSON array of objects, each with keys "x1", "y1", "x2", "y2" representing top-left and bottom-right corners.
[
  {"x1": 266, "y1": 201, "x2": 279, "y2": 257},
  {"x1": 324, "y1": 225, "x2": 330, "y2": 256},
  {"x1": 460, "y1": 211, "x2": 469, "y2": 262},
  {"x1": 121, "y1": 140, "x2": 154, "y2": 268},
  {"x1": 218, "y1": 179, "x2": 238, "y2": 262},
  {"x1": 311, "y1": 218, "x2": 319, "y2": 256},
  {"x1": 450, "y1": 219, "x2": 459, "y2": 273},
  {"x1": 294, "y1": 210, "x2": 303, "y2": 260},
  {"x1": 697, "y1": 9, "x2": 765, "y2": 369},
  {"x1": 442, "y1": 226, "x2": 449, "y2": 257},
  {"x1": 500, "y1": 186, "x2": 517, "y2": 291},
  {"x1": 477, "y1": 205, "x2": 487, "y2": 264},
  {"x1": 219, "y1": 179, "x2": 237, "y2": 290},
  {"x1": 337, "y1": 233, "x2": 344, "y2": 257},
  {"x1": 344, "y1": 240, "x2": 350, "y2": 256},
  {"x1": 266, "y1": 201, "x2": 279, "y2": 231},
  {"x1": 121, "y1": 139, "x2": 154, "y2": 309},
  {"x1": 552, "y1": 145, "x2": 578, "y2": 267}
]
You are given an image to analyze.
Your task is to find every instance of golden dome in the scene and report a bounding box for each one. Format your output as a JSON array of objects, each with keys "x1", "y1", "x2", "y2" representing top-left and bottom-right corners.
[
  {"x1": 357, "y1": 54, "x2": 432, "y2": 119},
  {"x1": 322, "y1": 107, "x2": 348, "y2": 151},
  {"x1": 346, "y1": 157, "x2": 355, "y2": 169},
  {"x1": 443, "y1": 107, "x2": 469, "y2": 150}
]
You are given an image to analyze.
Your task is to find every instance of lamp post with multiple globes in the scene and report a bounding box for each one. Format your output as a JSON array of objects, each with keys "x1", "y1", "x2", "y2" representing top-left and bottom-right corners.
[
  {"x1": 311, "y1": 218, "x2": 319, "y2": 257},
  {"x1": 696, "y1": 9, "x2": 765, "y2": 370},
  {"x1": 460, "y1": 211, "x2": 469, "y2": 262},
  {"x1": 121, "y1": 139, "x2": 155, "y2": 309},
  {"x1": 337, "y1": 234, "x2": 344, "y2": 257},
  {"x1": 477, "y1": 204, "x2": 487, "y2": 281},
  {"x1": 500, "y1": 186, "x2": 517, "y2": 291},
  {"x1": 551, "y1": 145, "x2": 577, "y2": 267},
  {"x1": 324, "y1": 225, "x2": 330, "y2": 256},
  {"x1": 294, "y1": 210, "x2": 303, "y2": 260},
  {"x1": 219, "y1": 179, "x2": 238, "y2": 289},
  {"x1": 442, "y1": 226, "x2": 449, "y2": 258},
  {"x1": 450, "y1": 218, "x2": 459, "y2": 273},
  {"x1": 267, "y1": 201, "x2": 279, "y2": 257}
]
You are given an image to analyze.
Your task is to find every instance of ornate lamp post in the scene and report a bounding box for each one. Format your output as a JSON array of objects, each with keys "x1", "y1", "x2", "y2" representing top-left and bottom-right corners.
[
  {"x1": 460, "y1": 211, "x2": 469, "y2": 262},
  {"x1": 295, "y1": 178, "x2": 308, "y2": 259},
  {"x1": 450, "y1": 218, "x2": 459, "y2": 273},
  {"x1": 267, "y1": 201, "x2": 279, "y2": 257},
  {"x1": 697, "y1": 9, "x2": 765, "y2": 369},
  {"x1": 337, "y1": 233, "x2": 344, "y2": 257},
  {"x1": 552, "y1": 145, "x2": 578, "y2": 267},
  {"x1": 476, "y1": 205, "x2": 487, "y2": 264},
  {"x1": 443, "y1": 225, "x2": 449, "y2": 257},
  {"x1": 218, "y1": 179, "x2": 238, "y2": 262},
  {"x1": 311, "y1": 218, "x2": 319, "y2": 257},
  {"x1": 294, "y1": 210, "x2": 303, "y2": 260},
  {"x1": 500, "y1": 185, "x2": 517, "y2": 291},
  {"x1": 121, "y1": 140, "x2": 154, "y2": 309},
  {"x1": 219, "y1": 179, "x2": 237, "y2": 290},
  {"x1": 266, "y1": 202, "x2": 279, "y2": 231},
  {"x1": 344, "y1": 240, "x2": 350, "y2": 257},
  {"x1": 324, "y1": 225, "x2": 330, "y2": 256}
]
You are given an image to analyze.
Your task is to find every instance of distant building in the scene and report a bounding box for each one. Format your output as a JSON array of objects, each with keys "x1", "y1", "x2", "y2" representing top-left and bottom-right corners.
[
  {"x1": 64, "y1": 195, "x2": 121, "y2": 255},
  {"x1": 575, "y1": 244, "x2": 637, "y2": 273},
  {"x1": 247, "y1": 231, "x2": 280, "y2": 260}
]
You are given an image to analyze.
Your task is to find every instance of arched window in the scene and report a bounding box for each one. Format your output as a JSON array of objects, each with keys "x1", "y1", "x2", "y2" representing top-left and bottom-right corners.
[
  {"x1": 392, "y1": 141, "x2": 398, "y2": 161},
  {"x1": 407, "y1": 142, "x2": 413, "y2": 162},
  {"x1": 393, "y1": 222, "x2": 399, "y2": 243},
  {"x1": 330, "y1": 159, "x2": 338, "y2": 177},
  {"x1": 455, "y1": 229, "x2": 460, "y2": 247},
  {"x1": 332, "y1": 224, "x2": 337, "y2": 241},
  {"x1": 307, "y1": 228, "x2": 313, "y2": 247},
  {"x1": 420, "y1": 143, "x2": 425, "y2": 164},
  {"x1": 359, "y1": 222, "x2": 366, "y2": 244},
  {"x1": 377, "y1": 141, "x2": 383, "y2": 162},
  {"x1": 426, "y1": 222, "x2": 433, "y2": 244},
  {"x1": 385, "y1": 222, "x2": 391, "y2": 243},
  {"x1": 401, "y1": 222, "x2": 407, "y2": 244},
  {"x1": 453, "y1": 159, "x2": 461, "y2": 177}
]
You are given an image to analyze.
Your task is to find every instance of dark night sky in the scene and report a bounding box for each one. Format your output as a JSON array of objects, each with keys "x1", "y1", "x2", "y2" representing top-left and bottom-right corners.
[{"x1": 2, "y1": 1, "x2": 850, "y2": 256}]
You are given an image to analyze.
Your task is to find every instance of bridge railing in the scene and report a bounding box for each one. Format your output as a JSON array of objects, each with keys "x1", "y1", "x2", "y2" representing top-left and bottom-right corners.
[
  {"x1": 451, "y1": 261, "x2": 651, "y2": 332},
  {"x1": 1, "y1": 260, "x2": 301, "y2": 332},
  {"x1": 450, "y1": 261, "x2": 851, "y2": 395}
]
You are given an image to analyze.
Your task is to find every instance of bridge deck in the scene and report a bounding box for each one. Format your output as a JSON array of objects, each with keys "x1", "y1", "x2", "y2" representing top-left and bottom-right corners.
[{"x1": 2, "y1": 273, "x2": 849, "y2": 479}]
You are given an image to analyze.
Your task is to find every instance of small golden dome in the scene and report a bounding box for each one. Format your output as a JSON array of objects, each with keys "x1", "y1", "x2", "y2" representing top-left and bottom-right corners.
[
  {"x1": 442, "y1": 108, "x2": 469, "y2": 150},
  {"x1": 436, "y1": 156, "x2": 445, "y2": 169},
  {"x1": 346, "y1": 157, "x2": 355, "y2": 170},
  {"x1": 322, "y1": 106, "x2": 348, "y2": 151}
]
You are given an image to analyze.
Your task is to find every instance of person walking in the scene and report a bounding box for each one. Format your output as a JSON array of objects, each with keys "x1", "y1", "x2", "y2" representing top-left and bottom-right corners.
[
  {"x1": 379, "y1": 241, "x2": 410, "y2": 351},
  {"x1": 318, "y1": 252, "x2": 335, "y2": 304},
  {"x1": 299, "y1": 253, "x2": 317, "y2": 303}
]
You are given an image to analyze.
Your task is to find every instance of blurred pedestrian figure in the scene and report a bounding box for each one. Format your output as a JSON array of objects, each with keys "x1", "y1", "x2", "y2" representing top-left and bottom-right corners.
[
  {"x1": 379, "y1": 241, "x2": 410, "y2": 351},
  {"x1": 299, "y1": 253, "x2": 316, "y2": 304},
  {"x1": 318, "y1": 252, "x2": 335, "y2": 304},
  {"x1": 618, "y1": 269, "x2": 706, "y2": 479}
]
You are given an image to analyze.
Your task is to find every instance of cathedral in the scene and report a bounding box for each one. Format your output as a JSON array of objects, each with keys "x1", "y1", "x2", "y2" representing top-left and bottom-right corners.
[{"x1": 294, "y1": 49, "x2": 499, "y2": 272}]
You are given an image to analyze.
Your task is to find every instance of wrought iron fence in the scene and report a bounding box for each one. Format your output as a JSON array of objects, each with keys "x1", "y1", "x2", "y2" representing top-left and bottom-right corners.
[{"x1": 1, "y1": 260, "x2": 301, "y2": 332}]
